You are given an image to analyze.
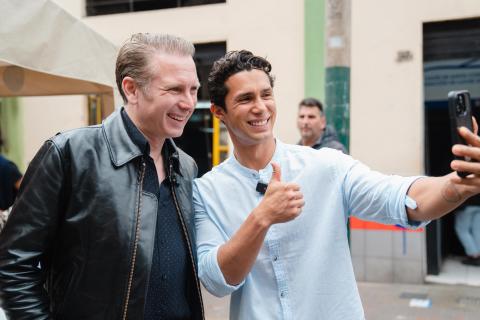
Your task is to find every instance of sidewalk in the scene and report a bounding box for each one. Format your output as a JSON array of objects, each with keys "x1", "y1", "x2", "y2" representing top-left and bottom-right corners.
[
  {"x1": 203, "y1": 281, "x2": 480, "y2": 319},
  {"x1": 359, "y1": 281, "x2": 480, "y2": 320},
  {"x1": 0, "y1": 281, "x2": 477, "y2": 319}
]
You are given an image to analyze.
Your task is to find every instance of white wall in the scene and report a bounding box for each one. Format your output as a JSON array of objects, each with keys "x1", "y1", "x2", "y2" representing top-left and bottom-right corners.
[
  {"x1": 351, "y1": 0, "x2": 480, "y2": 175},
  {"x1": 53, "y1": 0, "x2": 304, "y2": 144},
  {"x1": 21, "y1": 96, "x2": 86, "y2": 169}
]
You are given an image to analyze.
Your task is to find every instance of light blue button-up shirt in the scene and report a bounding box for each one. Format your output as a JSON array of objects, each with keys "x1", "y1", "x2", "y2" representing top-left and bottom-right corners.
[{"x1": 193, "y1": 141, "x2": 425, "y2": 320}]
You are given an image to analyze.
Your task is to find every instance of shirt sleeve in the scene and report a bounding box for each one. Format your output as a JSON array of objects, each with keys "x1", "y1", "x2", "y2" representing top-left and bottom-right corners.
[
  {"x1": 193, "y1": 181, "x2": 244, "y2": 297},
  {"x1": 341, "y1": 159, "x2": 429, "y2": 229}
]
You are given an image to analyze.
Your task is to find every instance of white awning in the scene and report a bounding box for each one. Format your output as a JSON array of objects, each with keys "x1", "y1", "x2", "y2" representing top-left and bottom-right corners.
[{"x1": 0, "y1": 0, "x2": 118, "y2": 99}]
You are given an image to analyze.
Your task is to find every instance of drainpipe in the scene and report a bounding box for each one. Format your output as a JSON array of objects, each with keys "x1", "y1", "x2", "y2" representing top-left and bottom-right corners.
[
  {"x1": 325, "y1": 0, "x2": 350, "y2": 152},
  {"x1": 325, "y1": 0, "x2": 351, "y2": 241}
]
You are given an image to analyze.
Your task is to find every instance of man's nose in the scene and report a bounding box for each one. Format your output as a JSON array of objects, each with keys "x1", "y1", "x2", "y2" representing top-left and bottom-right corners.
[
  {"x1": 252, "y1": 97, "x2": 268, "y2": 113},
  {"x1": 179, "y1": 91, "x2": 197, "y2": 110}
]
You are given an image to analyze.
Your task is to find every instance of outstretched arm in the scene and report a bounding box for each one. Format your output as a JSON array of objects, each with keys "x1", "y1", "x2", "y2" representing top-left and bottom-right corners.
[{"x1": 407, "y1": 124, "x2": 480, "y2": 221}]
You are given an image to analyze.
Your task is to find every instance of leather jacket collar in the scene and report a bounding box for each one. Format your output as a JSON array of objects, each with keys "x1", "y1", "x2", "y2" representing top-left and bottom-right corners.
[{"x1": 102, "y1": 109, "x2": 182, "y2": 176}]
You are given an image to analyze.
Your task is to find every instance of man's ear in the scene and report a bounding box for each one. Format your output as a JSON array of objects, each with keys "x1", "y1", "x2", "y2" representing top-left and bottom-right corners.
[
  {"x1": 211, "y1": 104, "x2": 226, "y2": 121},
  {"x1": 122, "y1": 76, "x2": 138, "y2": 105}
]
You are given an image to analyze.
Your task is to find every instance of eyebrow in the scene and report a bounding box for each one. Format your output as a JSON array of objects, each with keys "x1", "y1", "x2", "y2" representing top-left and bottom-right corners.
[
  {"x1": 162, "y1": 82, "x2": 201, "y2": 90},
  {"x1": 234, "y1": 92, "x2": 252, "y2": 102}
]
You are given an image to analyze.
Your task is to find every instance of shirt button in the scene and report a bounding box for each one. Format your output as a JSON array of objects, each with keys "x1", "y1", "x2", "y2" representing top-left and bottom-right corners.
[
  {"x1": 280, "y1": 292, "x2": 285, "y2": 298},
  {"x1": 273, "y1": 255, "x2": 278, "y2": 261}
]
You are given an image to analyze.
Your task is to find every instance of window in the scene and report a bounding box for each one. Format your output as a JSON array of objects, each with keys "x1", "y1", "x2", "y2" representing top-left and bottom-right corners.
[{"x1": 86, "y1": 0, "x2": 225, "y2": 16}]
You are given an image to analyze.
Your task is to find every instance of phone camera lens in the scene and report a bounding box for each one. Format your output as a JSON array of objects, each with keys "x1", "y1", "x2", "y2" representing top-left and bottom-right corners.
[{"x1": 456, "y1": 95, "x2": 466, "y2": 114}]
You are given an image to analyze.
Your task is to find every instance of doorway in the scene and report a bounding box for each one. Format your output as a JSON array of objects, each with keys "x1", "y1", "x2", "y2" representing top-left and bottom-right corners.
[{"x1": 424, "y1": 17, "x2": 480, "y2": 283}]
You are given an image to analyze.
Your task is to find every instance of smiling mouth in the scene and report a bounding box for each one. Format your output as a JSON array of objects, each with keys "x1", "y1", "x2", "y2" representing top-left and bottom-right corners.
[
  {"x1": 248, "y1": 118, "x2": 269, "y2": 127},
  {"x1": 168, "y1": 113, "x2": 188, "y2": 122}
]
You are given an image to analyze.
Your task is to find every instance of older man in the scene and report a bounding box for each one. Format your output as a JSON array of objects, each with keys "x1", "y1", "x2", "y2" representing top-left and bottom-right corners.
[
  {"x1": 0, "y1": 33, "x2": 204, "y2": 319},
  {"x1": 297, "y1": 97, "x2": 346, "y2": 153},
  {"x1": 194, "y1": 50, "x2": 480, "y2": 319}
]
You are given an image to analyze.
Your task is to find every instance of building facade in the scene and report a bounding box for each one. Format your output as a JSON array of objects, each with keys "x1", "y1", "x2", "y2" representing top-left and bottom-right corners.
[{"x1": 4, "y1": 0, "x2": 480, "y2": 284}]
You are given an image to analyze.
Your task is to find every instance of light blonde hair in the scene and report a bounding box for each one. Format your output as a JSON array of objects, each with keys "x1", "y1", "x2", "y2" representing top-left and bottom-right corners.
[{"x1": 115, "y1": 33, "x2": 195, "y2": 103}]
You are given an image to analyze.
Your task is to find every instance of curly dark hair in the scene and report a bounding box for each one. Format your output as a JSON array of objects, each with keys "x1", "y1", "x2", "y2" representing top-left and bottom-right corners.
[{"x1": 208, "y1": 50, "x2": 275, "y2": 110}]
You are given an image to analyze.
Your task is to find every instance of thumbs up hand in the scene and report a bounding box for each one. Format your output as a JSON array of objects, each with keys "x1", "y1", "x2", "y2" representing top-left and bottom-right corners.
[{"x1": 253, "y1": 162, "x2": 304, "y2": 227}]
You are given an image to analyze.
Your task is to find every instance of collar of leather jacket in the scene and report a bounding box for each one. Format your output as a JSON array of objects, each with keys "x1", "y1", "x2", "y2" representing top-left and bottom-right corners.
[{"x1": 102, "y1": 109, "x2": 182, "y2": 176}]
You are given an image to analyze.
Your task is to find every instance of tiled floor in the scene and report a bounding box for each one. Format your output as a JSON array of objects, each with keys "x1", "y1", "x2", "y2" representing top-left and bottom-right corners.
[{"x1": 425, "y1": 256, "x2": 480, "y2": 286}]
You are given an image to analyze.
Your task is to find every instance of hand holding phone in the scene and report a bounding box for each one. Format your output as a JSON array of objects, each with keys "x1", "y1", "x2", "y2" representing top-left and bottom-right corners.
[{"x1": 448, "y1": 90, "x2": 474, "y2": 177}]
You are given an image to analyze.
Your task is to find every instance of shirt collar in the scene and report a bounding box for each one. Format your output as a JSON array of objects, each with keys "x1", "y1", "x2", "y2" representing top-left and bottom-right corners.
[
  {"x1": 120, "y1": 108, "x2": 183, "y2": 175},
  {"x1": 121, "y1": 108, "x2": 150, "y2": 156},
  {"x1": 228, "y1": 139, "x2": 284, "y2": 181}
]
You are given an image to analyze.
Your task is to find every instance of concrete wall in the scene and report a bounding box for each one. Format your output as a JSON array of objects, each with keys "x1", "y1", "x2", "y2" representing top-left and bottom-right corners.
[
  {"x1": 349, "y1": 0, "x2": 480, "y2": 283},
  {"x1": 20, "y1": 96, "x2": 86, "y2": 169},
  {"x1": 0, "y1": 98, "x2": 24, "y2": 171}
]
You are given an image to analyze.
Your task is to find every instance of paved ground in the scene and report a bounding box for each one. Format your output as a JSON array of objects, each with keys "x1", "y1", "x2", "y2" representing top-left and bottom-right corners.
[
  {"x1": 359, "y1": 282, "x2": 480, "y2": 320},
  {"x1": 203, "y1": 281, "x2": 480, "y2": 319},
  {"x1": 0, "y1": 281, "x2": 477, "y2": 319}
]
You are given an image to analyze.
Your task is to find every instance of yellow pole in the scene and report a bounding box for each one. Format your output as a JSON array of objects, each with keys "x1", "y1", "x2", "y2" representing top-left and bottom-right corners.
[
  {"x1": 96, "y1": 96, "x2": 102, "y2": 124},
  {"x1": 212, "y1": 116, "x2": 220, "y2": 166}
]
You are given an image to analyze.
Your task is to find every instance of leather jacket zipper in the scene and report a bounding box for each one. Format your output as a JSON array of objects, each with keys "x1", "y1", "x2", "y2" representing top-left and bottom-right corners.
[
  {"x1": 122, "y1": 159, "x2": 146, "y2": 320},
  {"x1": 169, "y1": 161, "x2": 205, "y2": 320}
]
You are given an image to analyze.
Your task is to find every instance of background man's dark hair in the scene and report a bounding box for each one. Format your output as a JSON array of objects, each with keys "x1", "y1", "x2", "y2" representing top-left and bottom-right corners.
[
  {"x1": 208, "y1": 50, "x2": 275, "y2": 110},
  {"x1": 299, "y1": 97, "x2": 324, "y2": 114}
]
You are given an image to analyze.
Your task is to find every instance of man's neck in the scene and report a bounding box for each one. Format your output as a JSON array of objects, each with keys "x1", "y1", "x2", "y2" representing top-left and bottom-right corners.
[
  {"x1": 233, "y1": 138, "x2": 276, "y2": 171},
  {"x1": 125, "y1": 105, "x2": 166, "y2": 154}
]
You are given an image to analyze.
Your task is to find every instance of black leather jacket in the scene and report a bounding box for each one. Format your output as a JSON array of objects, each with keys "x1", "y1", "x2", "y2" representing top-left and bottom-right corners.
[{"x1": 0, "y1": 110, "x2": 204, "y2": 319}]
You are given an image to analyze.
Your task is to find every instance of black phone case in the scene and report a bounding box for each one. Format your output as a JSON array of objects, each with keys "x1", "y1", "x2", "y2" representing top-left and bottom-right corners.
[{"x1": 448, "y1": 90, "x2": 473, "y2": 178}]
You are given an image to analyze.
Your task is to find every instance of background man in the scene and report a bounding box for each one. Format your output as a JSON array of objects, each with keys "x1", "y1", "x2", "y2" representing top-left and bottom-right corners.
[
  {"x1": 0, "y1": 134, "x2": 23, "y2": 231},
  {"x1": 297, "y1": 97, "x2": 346, "y2": 153},
  {"x1": 0, "y1": 137, "x2": 22, "y2": 212},
  {"x1": 194, "y1": 50, "x2": 480, "y2": 320},
  {"x1": 0, "y1": 33, "x2": 204, "y2": 319},
  {"x1": 455, "y1": 201, "x2": 480, "y2": 266}
]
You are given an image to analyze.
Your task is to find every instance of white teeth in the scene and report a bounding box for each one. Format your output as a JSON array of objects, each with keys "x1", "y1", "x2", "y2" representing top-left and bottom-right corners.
[
  {"x1": 169, "y1": 114, "x2": 185, "y2": 121},
  {"x1": 249, "y1": 119, "x2": 268, "y2": 126}
]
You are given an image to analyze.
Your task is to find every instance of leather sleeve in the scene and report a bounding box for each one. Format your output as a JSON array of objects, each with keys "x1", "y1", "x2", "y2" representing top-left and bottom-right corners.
[{"x1": 0, "y1": 140, "x2": 66, "y2": 319}]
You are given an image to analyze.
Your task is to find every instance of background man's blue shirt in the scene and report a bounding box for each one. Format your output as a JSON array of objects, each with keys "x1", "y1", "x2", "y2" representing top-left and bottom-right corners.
[
  {"x1": 0, "y1": 155, "x2": 22, "y2": 211},
  {"x1": 193, "y1": 140, "x2": 425, "y2": 320}
]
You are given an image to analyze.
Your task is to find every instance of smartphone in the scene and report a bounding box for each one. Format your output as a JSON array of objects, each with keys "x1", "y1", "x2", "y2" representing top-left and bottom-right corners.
[{"x1": 448, "y1": 90, "x2": 474, "y2": 177}]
